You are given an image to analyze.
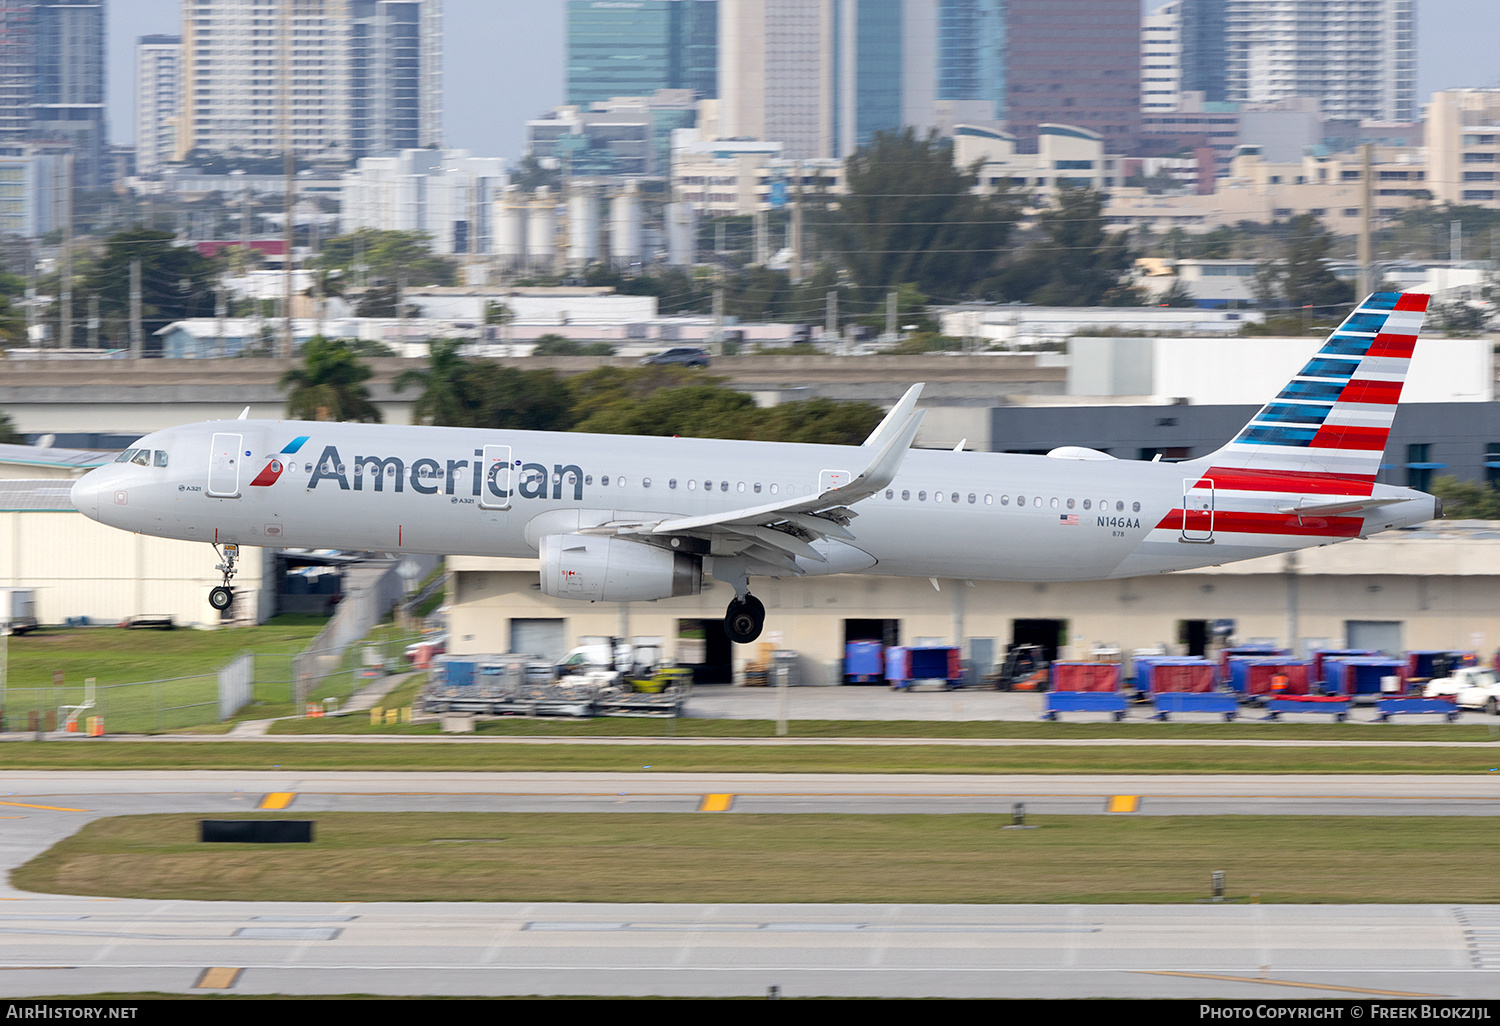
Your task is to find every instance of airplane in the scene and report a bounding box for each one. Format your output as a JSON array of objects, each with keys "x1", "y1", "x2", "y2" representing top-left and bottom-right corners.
[{"x1": 70, "y1": 291, "x2": 1440, "y2": 644}]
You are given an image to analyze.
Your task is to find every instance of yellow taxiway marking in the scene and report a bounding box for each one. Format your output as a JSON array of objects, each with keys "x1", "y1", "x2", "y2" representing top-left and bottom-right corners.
[
  {"x1": 699, "y1": 793, "x2": 735, "y2": 812},
  {"x1": 1106, "y1": 795, "x2": 1140, "y2": 813},
  {"x1": 1140, "y1": 971, "x2": 1440, "y2": 998},
  {"x1": 0, "y1": 800, "x2": 88, "y2": 812},
  {"x1": 194, "y1": 967, "x2": 242, "y2": 990},
  {"x1": 258, "y1": 792, "x2": 296, "y2": 810}
]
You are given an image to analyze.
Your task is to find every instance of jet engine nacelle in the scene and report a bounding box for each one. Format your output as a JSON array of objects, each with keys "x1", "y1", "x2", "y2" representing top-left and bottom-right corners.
[{"x1": 539, "y1": 534, "x2": 702, "y2": 602}]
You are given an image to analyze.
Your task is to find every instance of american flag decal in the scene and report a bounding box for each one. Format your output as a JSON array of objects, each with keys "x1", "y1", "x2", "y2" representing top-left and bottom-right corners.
[{"x1": 1059, "y1": 514, "x2": 1079, "y2": 526}]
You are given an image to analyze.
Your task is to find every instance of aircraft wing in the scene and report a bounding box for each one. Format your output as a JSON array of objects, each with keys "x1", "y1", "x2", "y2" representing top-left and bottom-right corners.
[{"x1": 615, "y1": 384, "x2": 926, "y2": 568}]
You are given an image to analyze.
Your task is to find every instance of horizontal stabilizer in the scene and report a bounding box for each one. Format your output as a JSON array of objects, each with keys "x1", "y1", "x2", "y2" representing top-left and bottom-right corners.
[{"x1": 1276, "y1": 497, "x2": 1404, "y2": 518}]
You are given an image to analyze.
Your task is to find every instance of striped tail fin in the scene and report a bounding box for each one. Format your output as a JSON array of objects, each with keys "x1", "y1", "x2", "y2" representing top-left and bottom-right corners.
[{"x1": 1195, "y1": 291, "x2": 1428, "y2": 497}]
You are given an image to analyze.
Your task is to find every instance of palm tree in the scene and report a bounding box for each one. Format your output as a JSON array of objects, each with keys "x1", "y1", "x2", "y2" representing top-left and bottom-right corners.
[
  {"x1": 278, "y1": 336, "x2": 382, "y2": 423},
  {"x1": 394, "y1": 337, "x2": 474, "y2": 426}
]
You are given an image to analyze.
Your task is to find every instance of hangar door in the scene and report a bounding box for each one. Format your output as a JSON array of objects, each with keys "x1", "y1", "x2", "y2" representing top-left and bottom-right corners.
[{"x1": 511, "y1": 618, "x2": 568, "y2": 661}]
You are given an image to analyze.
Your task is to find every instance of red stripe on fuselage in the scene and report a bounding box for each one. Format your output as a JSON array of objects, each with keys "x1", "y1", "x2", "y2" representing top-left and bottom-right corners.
[
  {"x1": 1338, "y1": 378, "x2": 1403, "y2": 405},
  {"x1": 1309, "y1": 424, "x2": 1389, "y2": 451},
  {"x1": 1152, "y1": 509, "x2": 1363, "y2": 538},
  {"x1": 1367, "y1": 333, "x2": 1416, "y2": 359},
  {"x1": 1195, "y1": 468, "x2": 1376, "y2": 496}
]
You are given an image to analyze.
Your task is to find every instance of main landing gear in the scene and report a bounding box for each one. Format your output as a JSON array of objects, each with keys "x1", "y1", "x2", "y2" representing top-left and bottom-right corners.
[
  {"x1": 724, "y1": 593, "x2": 765, "y2": 644},
  {"x1": 209, "y1": 543, "x2": 239, "y2": 612}
]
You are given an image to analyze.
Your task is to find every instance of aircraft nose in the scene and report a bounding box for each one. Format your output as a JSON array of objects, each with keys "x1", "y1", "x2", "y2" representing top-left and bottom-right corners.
[{"x1": 70, "y1": 471, "x2": 102, "y2": 520}]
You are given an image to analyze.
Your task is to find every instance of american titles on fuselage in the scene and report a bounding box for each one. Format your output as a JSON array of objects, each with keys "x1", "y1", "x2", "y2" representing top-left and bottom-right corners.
[{"x1": 289, "y1": 445, "x2": 580, "y2": 501}]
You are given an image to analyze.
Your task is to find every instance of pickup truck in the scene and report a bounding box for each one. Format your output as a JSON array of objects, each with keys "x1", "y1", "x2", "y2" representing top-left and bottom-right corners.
[{"x1": 1423, "y1": 667, "x2": 1500, "y2": 714}]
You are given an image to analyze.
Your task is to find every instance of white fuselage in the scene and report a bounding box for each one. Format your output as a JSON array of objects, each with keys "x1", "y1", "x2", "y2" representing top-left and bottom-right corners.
[{"x1": 70, "y1": 418, "x2": 1438, "y2": 585}]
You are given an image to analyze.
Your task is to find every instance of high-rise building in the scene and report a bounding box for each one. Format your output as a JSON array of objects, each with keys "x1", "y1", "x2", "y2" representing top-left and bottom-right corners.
[
  {"x1": 136, "y1": 35, "x2": 182, "y2": 177},
  {"x1": 1141, "y1": 2, "x2": 1182, "y2": 114},
  {"x1": 349, "y1": 0, "x2": 444, "y2": 157},
  {"x1": 935, "y1": 0, "x2": 1005, "y2": 124},
  {"x1": 33, "y1": 1, "x2": 107, "y2": 187},
  {"x1": 0, "y1": 3, "x2": 107, "y2": 189},
  {"x1": 178, "y1": 0, "x2": 441, "y2": 164},
  {"x1": 1226, "y1": 0, "x2": 1415, "y2": 123},
  {"x1": 1427, "y1": 90, "x2": 1500, "y2": 208},
  {"x1": 718, "y1": 0, "x2": 904, "y2": 160},
  {"x1": 567, "y1": 0, "x2": 717, "y2": 107},
  {"x1": 1001, "y1": 0, "x2": 1140, "y2": 151},
  {"x1": 1177, "y1": 0, "x2": 1226, "y2": 104}
]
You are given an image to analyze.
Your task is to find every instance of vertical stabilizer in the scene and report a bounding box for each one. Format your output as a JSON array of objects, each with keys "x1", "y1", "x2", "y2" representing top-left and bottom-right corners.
[{"x1": 1195, "y1": 292, "x2": 1429, "y2": 496}]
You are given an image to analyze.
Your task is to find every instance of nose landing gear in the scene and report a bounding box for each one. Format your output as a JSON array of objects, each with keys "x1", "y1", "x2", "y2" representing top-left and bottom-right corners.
[
  {"x1": 724, "y1": 593, "x2": 765, "y2": 644},
  {"x1": 209, "y1": 543, "x2": 238, "y2": 612}
]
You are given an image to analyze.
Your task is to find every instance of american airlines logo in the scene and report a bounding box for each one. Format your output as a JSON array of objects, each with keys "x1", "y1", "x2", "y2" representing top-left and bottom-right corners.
[
  {"x1": 280, "y1": 443, "x2": 585, "y2": 502},
  {"x1": 249, "y1": 436, "x2": 309, "y2": 488}
]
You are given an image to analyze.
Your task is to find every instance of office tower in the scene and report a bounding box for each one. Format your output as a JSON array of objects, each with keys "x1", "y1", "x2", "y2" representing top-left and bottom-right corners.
[
  {"x1": 179, "y1": 0, "x2": 441, "y2": 164},
  {"x1": 1002, "y1": 0, "x2": 1139, "y2": 151},
  {"x1": 0, "y1": 3, "x2": 110, "y2": 189},
  {"x1": 567, "y1": 0, "x2": 717, "y2": 107},
  {"x1": 32, "y1": 2, "x2": 106, "y2": 187},
  {"x1": 719, "y1": 0, "x2": 903, "y2": 160},
  {"x1": 935, "y1": 0, "x2": 1004, "y2": 125},
  {"x1": 1177, "y1": 0, "x2": 1226, "y2": 104},
  {"x1": 1142, "y1": 2, "x2": 1182, "y2": 114},
  {"x1": 1226, "y1": 0, "x2": 1416, "y2": 122},
  {"x1": 136, "y1": 35, "x2": 182, "y2": 177},
  {"x1": 349, "y1": 0, "x2": 443, "y2": 156},
  {"x1": 1427, "y1": 90, "x2": 1500, "y2": 207}
]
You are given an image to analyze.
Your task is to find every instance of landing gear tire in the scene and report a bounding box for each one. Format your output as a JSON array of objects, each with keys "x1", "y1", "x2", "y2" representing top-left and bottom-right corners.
[
  {"x1": 209, "y1": 586, "x2": 234, "y2": 612},
  {"x1": 724, "y1": 594, "x2": 765, "y2": 644}
]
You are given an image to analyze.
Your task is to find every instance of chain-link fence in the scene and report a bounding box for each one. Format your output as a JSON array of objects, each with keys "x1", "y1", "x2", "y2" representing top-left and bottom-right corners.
[
  {"x1": 1, "y1": 673, "x2": 220, "y2": 734},
  {"x1": 1, "y1": 555, "x2": 439, "y2": 733}
]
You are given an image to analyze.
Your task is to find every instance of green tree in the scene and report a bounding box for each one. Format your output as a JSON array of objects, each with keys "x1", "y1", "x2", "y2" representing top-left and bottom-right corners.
[
  {"x1": 1253, "y1": 215, "x2": 1355, "y2": 314},
  {"x1": 395, "y1": 338, "x2": 475, "y2": 426},
  {"x1": 353, "y1": 282, "x2": 422, "y2": 318},
  {"x1": 314, "y1": 229, "x2": 458, "y2": 288},
  {"x1": 0, "y1": 409, "x2": 22, "y2": 444},
  {"x1": 987, "y1": 187, "x2": 1138, "y2": 306},
  {"x1": 85, "y1": 227, "x2": 223, "y2": 347},
  {"x1": 279, "y1": 336, "x2": 382, "y2": 423},
  {"x1": 1430, "y1": 475, "x2": 1500, "y2": 519},
  {"x1": 531, "y1": 333, "x2": 613, "y2": 356},
  {"x1": 463, "y1": 364, "x2": 575, "y2": 431},
  {"x1": 565, "y1": 366, "x2": 882, "y2": 444},
  {"x1": 821, "y1": 129, "x2": 1020, "y2": 302}
]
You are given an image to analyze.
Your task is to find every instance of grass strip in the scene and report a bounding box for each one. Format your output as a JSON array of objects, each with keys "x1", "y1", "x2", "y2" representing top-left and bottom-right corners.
[
  {"x1": 18, "y1": 812, "x2": 1500, "y2": 904},
  {"x1": 5, "y1": 741, "x2": 1500, "y2": 773}
]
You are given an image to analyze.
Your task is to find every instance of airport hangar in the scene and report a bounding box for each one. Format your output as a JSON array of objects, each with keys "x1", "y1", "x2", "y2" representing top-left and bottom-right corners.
[{"x1": 1, "y1": 339, "x2": 1498, "y2": 676}]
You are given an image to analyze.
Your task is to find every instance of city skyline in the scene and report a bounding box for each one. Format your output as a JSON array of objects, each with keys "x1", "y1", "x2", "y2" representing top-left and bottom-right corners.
[{"x1": 111, "y1": 0, "x2": 1500, "y2": 162}]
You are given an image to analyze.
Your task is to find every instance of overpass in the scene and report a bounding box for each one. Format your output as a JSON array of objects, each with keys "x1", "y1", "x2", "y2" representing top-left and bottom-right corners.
[{"x1": 0, "y1": 353, "x2": 1067, "y2": 447}]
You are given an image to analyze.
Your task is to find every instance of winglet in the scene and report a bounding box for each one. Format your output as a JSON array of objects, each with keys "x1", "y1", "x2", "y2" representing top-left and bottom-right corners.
[
  {"x1": 237, "y1": 406, "x2": 250, "y2": 420},
  {"x1": 863, "y1": 383, "x2": 923, "y2": 448}
]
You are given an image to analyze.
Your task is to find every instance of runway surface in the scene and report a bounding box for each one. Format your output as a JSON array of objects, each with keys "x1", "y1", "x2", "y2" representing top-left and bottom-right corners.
[{"x1": 2, "y1": 771, "x2": 1499, "y2": 998}]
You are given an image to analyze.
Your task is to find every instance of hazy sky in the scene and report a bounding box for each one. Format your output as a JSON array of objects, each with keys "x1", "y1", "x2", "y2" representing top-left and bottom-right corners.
[{"x1": 109, "y1": 0, "x2": 1500, "y2": 161}]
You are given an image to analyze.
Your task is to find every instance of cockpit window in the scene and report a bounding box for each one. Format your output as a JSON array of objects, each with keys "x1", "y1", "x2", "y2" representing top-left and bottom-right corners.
[
  {"x1": 114, "y1": 448, "x2": 137, "y2": 464},
  {"x1": 130, "y1": 450, "x2": 151, "y2": 466},
  {"x1": 153, "y1": 450, "x2": 169, "y2": 468}
]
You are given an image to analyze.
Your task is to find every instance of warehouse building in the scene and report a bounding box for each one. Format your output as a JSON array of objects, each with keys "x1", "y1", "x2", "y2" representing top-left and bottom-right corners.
[{"x1": 446, "y1": 522, "x2": 1500, "y2": 685}]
